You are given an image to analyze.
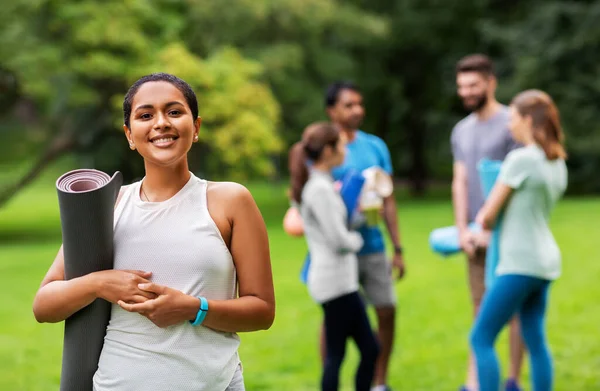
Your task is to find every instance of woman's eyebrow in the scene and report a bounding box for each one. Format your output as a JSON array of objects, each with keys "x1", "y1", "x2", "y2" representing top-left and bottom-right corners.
[
  {"x1": 134, "y1": 101, "x2": 185, "y2": 112},
  {"x1": 134, "y1": 104, "x2": 154, "y2": 112},
  {"x1": 164, "y1": 101, "x2": 185, "y2": 108}
]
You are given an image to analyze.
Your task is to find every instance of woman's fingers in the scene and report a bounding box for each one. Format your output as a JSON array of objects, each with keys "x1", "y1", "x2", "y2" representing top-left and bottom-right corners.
[
  {"x1": 123, "y1": 269, "x2": 153, "y2": 278},
  {"x1": 130, "y1": 295, "x2": 152, "y2": 303},
  {"x1": 118, "y1": 300, "x2": 152, "y2": 314},
  {"x1": 136, "y1": 289, "x2": 158, "y2": 300}
]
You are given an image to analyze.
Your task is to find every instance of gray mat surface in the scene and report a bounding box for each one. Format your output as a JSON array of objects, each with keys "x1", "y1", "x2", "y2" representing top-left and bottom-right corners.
[{"x1": 56, "y1": 169, "x2": 122, "y2": 391}]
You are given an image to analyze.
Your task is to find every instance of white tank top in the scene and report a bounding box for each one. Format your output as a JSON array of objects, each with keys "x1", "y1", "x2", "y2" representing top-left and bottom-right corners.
[{"x1": 93, "y1": 173, "x2": 241, "y2": 391}]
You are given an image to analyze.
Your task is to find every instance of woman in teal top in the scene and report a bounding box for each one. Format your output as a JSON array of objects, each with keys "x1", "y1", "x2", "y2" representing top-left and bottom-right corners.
[{"x1": 470, "y1": 90, "x2": 568, "y2": 391}]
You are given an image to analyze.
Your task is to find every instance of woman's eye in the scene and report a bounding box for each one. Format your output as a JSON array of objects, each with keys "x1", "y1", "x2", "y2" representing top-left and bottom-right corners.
[
  {"x1": 140, "y1": 113, "x2": 152, "y2": 120},
  {"x1": 169, "y1": 110, "x2": 181, "y2": 116}
]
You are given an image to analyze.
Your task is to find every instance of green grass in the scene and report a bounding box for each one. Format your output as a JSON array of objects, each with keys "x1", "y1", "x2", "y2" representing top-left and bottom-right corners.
[{"x1": 0, "y1": 167, "x2": 599, "y2": 390}]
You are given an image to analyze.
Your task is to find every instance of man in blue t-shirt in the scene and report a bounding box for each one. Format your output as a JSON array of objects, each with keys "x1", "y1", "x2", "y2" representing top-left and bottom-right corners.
[{"x1": 325, "y1": 81, "x2": 405, "y2": 391}]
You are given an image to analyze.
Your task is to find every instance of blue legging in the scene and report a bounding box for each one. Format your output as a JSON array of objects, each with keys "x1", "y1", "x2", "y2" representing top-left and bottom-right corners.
[{"x1": 470, "y1": 274, "x2": 552, "y2": 391}]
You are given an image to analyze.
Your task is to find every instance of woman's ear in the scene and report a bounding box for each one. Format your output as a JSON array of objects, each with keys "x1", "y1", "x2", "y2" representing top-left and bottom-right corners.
[
  {"x1": 322, "y1": 144, "x2": 334, "y2": 159},
  {"x1": 123, "y1": 124, "x2": 135, "y2": 150},
  {"x1": 194, "y1": 117, "x2": 202, "y2": 142},
  {"x1": 523, "y1": 114, "x2": 534, "y2": 130}
]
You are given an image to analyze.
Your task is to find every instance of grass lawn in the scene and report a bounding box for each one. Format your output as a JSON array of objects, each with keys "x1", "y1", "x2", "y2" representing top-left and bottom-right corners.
[{"x1": 0, "y1": 165, "x2": 599, "y2": 390}]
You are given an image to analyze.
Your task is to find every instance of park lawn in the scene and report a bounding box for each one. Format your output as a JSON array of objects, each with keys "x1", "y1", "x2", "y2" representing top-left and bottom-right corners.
[{"x1": 0, "y1": 168, "x2": 599, "y2": 391}]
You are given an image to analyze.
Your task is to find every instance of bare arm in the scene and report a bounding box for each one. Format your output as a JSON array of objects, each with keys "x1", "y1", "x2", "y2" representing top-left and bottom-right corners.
[
  {"x1": 475, "y1": 183, "x2": 513, "y2": 230},
  {"x1": 32, "y1": 189, "x2": 154, "y2": 323},
  {"x1": 452, "y1": 162, "x2": 469, "y2": 232},
  {"x1": 476, "y1": 150, "x2": 528, "y2": 230},
  {"x1": 202, "y1": 185, "x2": 275, "y2": 331},
  {"x1": 119, "y1": 184, "x2": 275, "y2": 332},
  {"x1": 382, "y1": 192, "x2": 406, "y2": 279},
  {"x1": 382, "y1": 193, "x2": 401, "y2": 250},
  {"x1": 32, "y1": 246, "x2": 154, "y2": 323},
  {"x1": 452, "y1": 161, "x2": 479, "y2": 256},
  {"x1": 33, "y1": 246, "x2": 98, "y2": 323}
]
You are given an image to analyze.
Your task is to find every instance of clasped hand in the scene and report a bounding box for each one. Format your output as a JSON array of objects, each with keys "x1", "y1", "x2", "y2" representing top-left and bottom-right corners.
[
  {"x1": 117, "y1": 282, "x2": 195, "y2": 328},
  {"x1": 459, "y1": 229, "x2": 491, "y2": 257},
  {"x1": 96, "y1": 270, "x2": 195, "y2": 328},
  {"x1": 95, "y1": 269, "x2": 157, "y2": 305}
]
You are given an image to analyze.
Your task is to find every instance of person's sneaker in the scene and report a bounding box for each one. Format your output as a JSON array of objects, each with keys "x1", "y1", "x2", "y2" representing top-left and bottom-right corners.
[{"x1": 505, "y1": 379, "x2": 523, "y2": 391}]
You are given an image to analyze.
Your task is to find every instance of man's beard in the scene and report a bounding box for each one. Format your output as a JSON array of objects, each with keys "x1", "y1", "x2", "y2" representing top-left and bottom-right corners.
[
  {"x1": 462, "y1": 94, "x2": 488, "y2": 113},
  {"x1": 344, "y1": 116, "x2": 364, "y2": 130}
]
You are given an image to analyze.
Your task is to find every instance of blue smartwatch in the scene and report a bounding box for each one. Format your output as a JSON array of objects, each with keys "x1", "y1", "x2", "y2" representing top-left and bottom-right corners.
[{"x1": 190, "y1": 297, "x2": 209, "y2": 326}]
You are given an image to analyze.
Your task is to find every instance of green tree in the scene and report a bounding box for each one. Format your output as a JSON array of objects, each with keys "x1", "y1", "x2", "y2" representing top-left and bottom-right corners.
[
  {"x1": 480, "y1": 0, "x2": 600, "y2": 193},
  {"x1": 0, "y1": 0, "x2": 282, "y2": 207},
  {"x1": 182, "y1": 0, "x2": 389, "y2": 146},
  {"x1": 2, "y1": 0, "x2": 598, "y2": 202}
]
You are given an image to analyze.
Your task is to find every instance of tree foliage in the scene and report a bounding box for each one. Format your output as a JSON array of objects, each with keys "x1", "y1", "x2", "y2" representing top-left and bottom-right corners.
[
  {"x1": 0, "y1": 0, "x2": 282, "y2": 196},
  {"x1": 1, "y1": 0, "x2": 599, "y2": 204}
]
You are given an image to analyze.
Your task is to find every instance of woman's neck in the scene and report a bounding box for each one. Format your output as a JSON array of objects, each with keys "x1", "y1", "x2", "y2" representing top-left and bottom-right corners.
[
  {"x1": 521, "y1": 130, "x2": 536, "y2": 146},
  {"x1": 311, "y1": 161, "x2": 333, "y2": 174},
  {"x1": 141, "y1": 159, "x2": 191, "y2": 202}
]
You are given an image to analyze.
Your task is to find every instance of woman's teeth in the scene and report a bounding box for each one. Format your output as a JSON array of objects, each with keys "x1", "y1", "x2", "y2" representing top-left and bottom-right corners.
[{"x1": 152, "y1": 137, "x2": 175, "y2": 144}]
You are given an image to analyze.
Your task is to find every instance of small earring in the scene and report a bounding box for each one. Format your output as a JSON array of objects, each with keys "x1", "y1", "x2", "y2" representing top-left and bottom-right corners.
[
  {"x1": 194, "y1": 136, "x2": 199, "y2": 142},
  {"x1": 129, "y1": 144, "x2": 135, "y2": 150}
]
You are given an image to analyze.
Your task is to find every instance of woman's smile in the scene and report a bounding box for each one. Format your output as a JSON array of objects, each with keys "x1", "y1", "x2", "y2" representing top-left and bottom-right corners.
[{"x1": 150, "y1": 134, "x2": 179, "y2": 148}]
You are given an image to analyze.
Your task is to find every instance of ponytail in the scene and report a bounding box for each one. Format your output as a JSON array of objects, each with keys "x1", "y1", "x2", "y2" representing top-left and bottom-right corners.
[
  {"x1": 532, "y1": 120, "x2": 567, "y2": 161},
  {"x1": 289, "y1": 141, "x2": 309, "y2": 204},
  {"x1": 512, "y1": 89, "x2": 567, "y2": 161},
  {"x1": 531, "y1": 103, "x2": 567, "y2": 160},
  {"x1": 288, "y1": 121, "x2": 340, "y2": 203}
]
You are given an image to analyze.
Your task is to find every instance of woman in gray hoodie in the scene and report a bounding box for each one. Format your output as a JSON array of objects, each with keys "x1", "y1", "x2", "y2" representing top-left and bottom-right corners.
[{"x1": 291, "y1": 121, "x2": 379, "y2": 391}]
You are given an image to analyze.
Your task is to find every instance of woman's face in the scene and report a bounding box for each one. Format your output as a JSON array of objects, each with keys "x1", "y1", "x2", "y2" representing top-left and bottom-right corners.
[
  {"x1": 332, "y1": 135, "x2": 347, "y2": 166},
  {"x1": 124, "y1": 81, "x2": 201, "y2": 167},
  {"x1": 508, "y1": 105, "x2": 530, "y2": 144},
  {"x1": 322, "y1": 135, "x2": 346, "y2": 168}
]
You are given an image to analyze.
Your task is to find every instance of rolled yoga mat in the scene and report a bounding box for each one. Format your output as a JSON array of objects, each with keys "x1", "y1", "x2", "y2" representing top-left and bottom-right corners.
[
  {"x1": 300, "y1": 169, "x2": 365, "y2": 284},
  {"x1": 429, "y1": 222, "x2": 481, "y2": 257},
  {"x1": 477, "y1": 158, "x2": 503, "y2": 288},
  {"x1": 339, "y1": 169, "x2": 367, "y2": 225},
  {"x1": 56, "y1": 169, "x2": 123, "y2": 391}
]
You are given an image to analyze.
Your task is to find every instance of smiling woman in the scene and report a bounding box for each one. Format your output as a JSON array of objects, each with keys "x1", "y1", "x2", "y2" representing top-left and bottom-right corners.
[
  {"x1": 122, "y1": 74, "x2": 201, "y2": 172},
  {"x1": 32, "y1": 73, "x2": 275, "y2": 391}
]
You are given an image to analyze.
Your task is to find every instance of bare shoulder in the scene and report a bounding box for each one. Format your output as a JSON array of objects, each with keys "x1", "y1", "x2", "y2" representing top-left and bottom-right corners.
[
  {"x1": 206, "y1": 181, "x2": 253, "y2": 203},
  {"x1": 205, "y1": 182, "x2": 261, "y2": 245},
  {"x1": 207, "y1": 182, "x2": 250, "y2": 197}
]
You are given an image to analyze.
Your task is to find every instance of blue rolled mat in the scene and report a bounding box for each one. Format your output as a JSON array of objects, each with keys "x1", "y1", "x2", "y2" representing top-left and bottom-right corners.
[
  {"x1": 339, "y1": 169, "x2": 366, "y2": 224},
  {"x1": 300, "y1": 169, "x2": 365, "y2": 284},
  {"x1": 56, "y1": 169, "x2": 122, "y2": 391},
  {"x1": 477, "y1": 158, "x2": 503, "y2": 288},
  {"x1": 300, "y1": 253, "x2": 311, "y2": 285},
  {"x1": 429, "y1": 222, "x2": 481, "y2": 257}
]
